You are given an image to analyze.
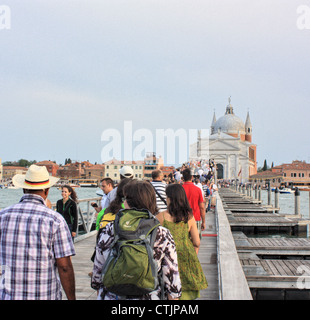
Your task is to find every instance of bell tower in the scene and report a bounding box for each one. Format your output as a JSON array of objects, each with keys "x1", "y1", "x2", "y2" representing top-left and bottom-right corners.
[{"x1": 245, "y1": 110, "x2": 252, "y2": 142}]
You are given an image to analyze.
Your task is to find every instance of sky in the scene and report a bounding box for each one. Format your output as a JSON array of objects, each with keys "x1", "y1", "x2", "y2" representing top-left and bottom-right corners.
[{"x1": 0, "y1": 0, "x2": 310, "y2": 168}]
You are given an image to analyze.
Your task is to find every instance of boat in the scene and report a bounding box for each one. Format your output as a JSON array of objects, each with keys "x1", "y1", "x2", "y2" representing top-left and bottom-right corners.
[{"x1": 279, "y1": 188, "x2": 294, "y2": 194}]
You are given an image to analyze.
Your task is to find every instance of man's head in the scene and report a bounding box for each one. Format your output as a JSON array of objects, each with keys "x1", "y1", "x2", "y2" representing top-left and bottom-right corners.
[
  {"x1": 101, "y1": 178, "x2": 114, "y2": 194},
  {"x1": 182, "y1": 168, "x2": 192, "y2": 182},
  {"x1": 23, "y1": 188, "x2": 50, "y2": 200},
  {"x1": 152, "y1": 169, "x2": 163, "y2": 181}
]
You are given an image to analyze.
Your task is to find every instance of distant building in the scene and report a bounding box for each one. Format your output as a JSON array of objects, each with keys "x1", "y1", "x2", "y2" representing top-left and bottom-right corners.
[
  {"x1": 2, "y1": 166, "x2": 28, "y2": 180},
  {"x1": 36, "y1": 160, "x2": 59, "y2": 177},
  {"x1": 249, "y1": 160, "x2": 310, "y2": 188},
  {"x1": 104, "y1": 158, "x2": 144, "y2": 181},
  {"x1": 144, "y1": 152, "x2": 164, "y2": 180},
  {"x1": 272, "y1": 160, "x2": 310, "y2": 188},
  {"x1": 84, "y1": 164, "x2": 105, "y2": 180},
  {"x1": 57, "y1": 162, "x2": 85, "y2": 179},
  {"x1": 160, "y1": 165, "x2": 175, "y2": 179},
  {"x1": 190, "y1": 98, "x2": 257, "y2": 182},
  {"x1": 249, "y1": 170, "x2": 283, "y2": 187}
]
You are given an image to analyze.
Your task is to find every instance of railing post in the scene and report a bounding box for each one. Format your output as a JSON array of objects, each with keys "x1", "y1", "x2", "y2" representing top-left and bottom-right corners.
[
  {"x1": 274, "y1": 187, "x2": 279, "y2": 213},
  {"x1": 295, "y1": 188, "x2": 300, "y2": 216}
]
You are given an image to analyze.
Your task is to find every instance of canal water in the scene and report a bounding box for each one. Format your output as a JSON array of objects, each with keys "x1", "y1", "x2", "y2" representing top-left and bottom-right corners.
[{"x1": 0, "y1": 187, "x2": 101, "y2": 210}]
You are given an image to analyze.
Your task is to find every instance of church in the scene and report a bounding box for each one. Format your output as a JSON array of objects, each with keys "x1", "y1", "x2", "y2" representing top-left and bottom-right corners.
[{"x1": 190, "y1": 98, "x2": 257, "y2": 182}]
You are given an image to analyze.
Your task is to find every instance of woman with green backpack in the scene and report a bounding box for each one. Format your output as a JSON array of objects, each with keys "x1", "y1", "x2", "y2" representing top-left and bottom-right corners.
[{"x1": 91, "y1": 180, "x2": 182, "y2": 300}]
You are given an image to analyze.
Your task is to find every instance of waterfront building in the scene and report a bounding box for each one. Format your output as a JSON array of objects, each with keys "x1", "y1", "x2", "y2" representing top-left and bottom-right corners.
[
  {"x1": 84, "y1": 164, "x2": 105, "y2": 180},
  {"x1": 57, "y1": 161, "x2": 86, "y2": 179},
  {"x1": 249, "y1": 160, "x2": 310, "y2": 189},
  {"x1": 36, "y1": 160, "x2": 59, "y2": 177},
  {"x1": 249, "y1": 170, "x2": 283, "y2": 187},
  {"x1": 160, "y1": 165, "x2": 175, "y2": 179},
  {"x1": 190, "y1": 98, "x2": 257, "y2": 182},
  {"x1": 143, "y1": 152, "x2": 164, "y2": 179},
  {"x1": 272, "y1": 160, "x2": 310, "y2": 188},
  {"x1": 104, "y1": 158, "x2": 144, "y2": 181},
  {"x1": 2, "y1": 166, "x2": 27, "y2": 180}
]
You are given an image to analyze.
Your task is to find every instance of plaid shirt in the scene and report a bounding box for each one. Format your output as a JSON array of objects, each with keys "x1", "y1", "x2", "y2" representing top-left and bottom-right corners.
[{"x1": 0, "y1": 194, "x2": 75, "y2": 300}]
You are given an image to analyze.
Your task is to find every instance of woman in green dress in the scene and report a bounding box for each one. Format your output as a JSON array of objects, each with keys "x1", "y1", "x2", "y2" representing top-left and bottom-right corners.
[{"x1": 156, "y1": 183, "x2": 208, "y2": 300}]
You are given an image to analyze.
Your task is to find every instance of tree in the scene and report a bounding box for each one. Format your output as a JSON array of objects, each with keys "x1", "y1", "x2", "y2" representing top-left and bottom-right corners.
[{"x1": 262, "y1": 159, "x2": 268, "y2": 171}]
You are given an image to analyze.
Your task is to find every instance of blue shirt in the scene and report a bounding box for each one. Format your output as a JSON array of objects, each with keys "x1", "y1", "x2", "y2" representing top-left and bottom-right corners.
[{"x1": 0, "y1": 194, "x2": 75, "y2": 300}]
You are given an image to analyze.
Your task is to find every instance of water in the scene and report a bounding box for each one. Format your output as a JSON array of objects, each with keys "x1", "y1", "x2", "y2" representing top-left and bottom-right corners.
[
  {"x1": 0, "y1": 187, "x2": 101, "y2": 210},
  {"x1": 260, "y1": 189, "x2": 310, "y2": 218}
]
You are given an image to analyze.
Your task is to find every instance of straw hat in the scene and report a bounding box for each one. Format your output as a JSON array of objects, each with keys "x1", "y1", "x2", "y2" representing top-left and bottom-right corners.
[{"x1": 12, "y1": 164, "x2": 59, "y2": 190}]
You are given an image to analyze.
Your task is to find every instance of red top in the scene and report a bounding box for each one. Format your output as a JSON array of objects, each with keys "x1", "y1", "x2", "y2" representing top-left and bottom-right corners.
[{"x1": 182, "y1": 182, "x2": 204, "y2": 221}]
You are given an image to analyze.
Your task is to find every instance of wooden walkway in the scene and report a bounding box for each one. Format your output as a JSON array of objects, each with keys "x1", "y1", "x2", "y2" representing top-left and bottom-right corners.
[
  {"x1": 220, "y1": 188, "x2": 310, "y2": 236},
  {"x1": 221, "y1": 187, "x2": 310, "y2": 299}
]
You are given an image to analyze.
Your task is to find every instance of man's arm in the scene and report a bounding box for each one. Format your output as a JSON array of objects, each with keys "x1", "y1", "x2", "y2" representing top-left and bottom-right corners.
[
  {"x1": 56, "y1": 256, "x2": 76, "y2": 300},
  {"x1": 199, "y1": 202, "x2": 206, "y2": 230}
]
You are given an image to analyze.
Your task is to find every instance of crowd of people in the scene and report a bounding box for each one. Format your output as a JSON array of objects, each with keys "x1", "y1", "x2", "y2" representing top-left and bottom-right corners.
[{"x1": 0, "y1": 160, "x2": 218, "y2": 300}]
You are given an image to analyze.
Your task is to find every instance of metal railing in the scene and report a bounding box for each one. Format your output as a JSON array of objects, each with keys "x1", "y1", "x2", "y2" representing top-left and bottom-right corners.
[{"x1": 52, "y1": 197, "x2": 101, "y2": 242}]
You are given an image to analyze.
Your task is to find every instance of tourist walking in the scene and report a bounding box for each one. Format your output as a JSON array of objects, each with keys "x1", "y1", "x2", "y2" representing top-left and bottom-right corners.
[
  {"x1": 92, "y1": 178, "x2": 114, "y2": 215},
  {"x1": 0, "y1": 165, "x2": 76, "y2": 300},
  {"x1": 56, "y1": 185, "x2": 78, "y2": 241},
  {"x1": 150, "y1": 169, "x2": 167, "y2": 213},
  {"x1": 103, "y1": 166, "x2": 134, "y2": 209},
  {"x1": 93, "y1": 178, "x2": 114, "y2": 230},
  {"x1": 91, "y1": 180, "x2": 182, "y2": 300},
  {"x1": 182, "y1": 168, "x2": 206, "y2": 238},
  {"x1": 156, "y1": 183, "x2": 208, "y2": 300}
]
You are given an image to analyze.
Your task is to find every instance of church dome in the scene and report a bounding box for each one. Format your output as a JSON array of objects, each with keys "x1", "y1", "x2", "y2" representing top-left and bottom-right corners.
[{"x1": 212, "y1": 98, "x2": 245, "y2": 135}]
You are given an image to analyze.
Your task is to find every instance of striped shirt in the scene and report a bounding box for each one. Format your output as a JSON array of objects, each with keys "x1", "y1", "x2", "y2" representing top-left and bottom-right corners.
[
  {"x1": 0, "y1": 194, "x2": 75, "y2": 300},
  {"x1": 150, "y1": 181, "x2": 167, "y2": 213}
]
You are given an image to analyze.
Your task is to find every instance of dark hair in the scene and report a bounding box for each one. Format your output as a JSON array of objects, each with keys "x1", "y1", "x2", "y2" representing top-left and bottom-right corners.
[
  {"x1": 101, "y1": 177, "x2": 114, "y2": 187},
  {"x1": 62, "y1": 185, "x2": 78, "y2": 203},
  {"x1": 182, "y1": 168, "x2": 192, "y2": 182},
  {"x1": 152, "y1": 169, "x2": 162, "y2": 180},
  {"x1": 123, "y1": 180, "x2": 158, "y2": 215},
  {"x1": 166, "y1": 184, "x2": 193, "y2": 223},
  {"x1": 106, "y1": 178, "x2": 131, "y2": 215}
]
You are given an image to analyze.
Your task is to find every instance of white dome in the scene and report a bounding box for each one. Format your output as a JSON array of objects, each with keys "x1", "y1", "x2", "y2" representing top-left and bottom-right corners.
[{"x1": 213, "y1": 113, "x2": 245, "y2": 135}]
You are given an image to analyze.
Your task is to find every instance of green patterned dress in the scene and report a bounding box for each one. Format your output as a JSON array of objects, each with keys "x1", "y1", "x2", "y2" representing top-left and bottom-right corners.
[{"x1": 163, "y1": 219, "x2": 208, "y2": 300}]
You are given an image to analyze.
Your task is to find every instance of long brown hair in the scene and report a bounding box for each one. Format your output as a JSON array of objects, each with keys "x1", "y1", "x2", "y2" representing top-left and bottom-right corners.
[
  {"x1": 166, "y1": 183, "x2": 193, "y2": 223},
  {"x1": 123, "y1": 180, "x2": 158, "y2": 215}
]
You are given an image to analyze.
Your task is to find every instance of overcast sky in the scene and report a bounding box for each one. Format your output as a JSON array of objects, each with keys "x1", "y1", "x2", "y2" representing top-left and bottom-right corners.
[{"x1": 1, "y1": 1, "x2": 309, "y2": 167}]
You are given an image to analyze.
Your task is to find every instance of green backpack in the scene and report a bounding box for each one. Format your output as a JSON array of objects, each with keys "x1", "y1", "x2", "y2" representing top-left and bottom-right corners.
[{"x1": 101, "y1": 208, "x2": 162, "y2": 297}]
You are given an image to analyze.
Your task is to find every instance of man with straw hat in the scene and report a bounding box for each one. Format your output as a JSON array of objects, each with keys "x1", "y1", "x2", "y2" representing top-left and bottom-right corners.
[{"x1": 0, "y1": 165, "x2": 76, "y2": 300}]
